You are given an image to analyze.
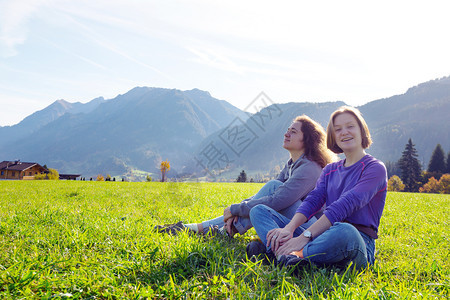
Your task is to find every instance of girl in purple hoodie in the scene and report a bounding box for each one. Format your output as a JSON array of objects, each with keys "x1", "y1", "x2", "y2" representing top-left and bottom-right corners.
[{"x1": 250, "y1": 106, "x2": 388, "y2": 270}]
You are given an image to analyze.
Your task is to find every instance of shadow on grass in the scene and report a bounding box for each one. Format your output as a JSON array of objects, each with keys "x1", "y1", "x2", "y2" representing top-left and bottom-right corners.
[{"x1": 109, "y1": 230, "x2": 362, "y2": 298}]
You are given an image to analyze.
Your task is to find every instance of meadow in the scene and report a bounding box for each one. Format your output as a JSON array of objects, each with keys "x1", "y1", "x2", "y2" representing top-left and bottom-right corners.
[{"x1": 0, "y1": 181, "x2": 448, "y2": 299}]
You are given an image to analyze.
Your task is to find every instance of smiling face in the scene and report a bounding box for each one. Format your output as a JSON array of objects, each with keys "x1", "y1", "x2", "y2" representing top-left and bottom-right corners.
[
  {"x1": 283, "y1": 121, "x2": 305, "y2": 154},
  {"x1": 333, "y1": 112, "x2": 363, "y2": 154}
]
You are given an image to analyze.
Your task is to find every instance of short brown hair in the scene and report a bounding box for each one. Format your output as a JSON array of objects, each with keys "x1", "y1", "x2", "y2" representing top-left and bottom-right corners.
[
  {"x1": 293, "y1": 115, "x2": 336, "y2": 168},
  {"x1": 326, "y1": 106, "x2": 372, "y2": 154}
]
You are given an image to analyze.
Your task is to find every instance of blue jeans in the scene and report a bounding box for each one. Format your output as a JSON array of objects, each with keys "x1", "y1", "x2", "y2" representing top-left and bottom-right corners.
[
  {"x1": 250, "y1": 204, "x2": 375, "y2": 270},
  {"x1": 201, "y1": 180, "x2": 314, "y2": 235}
]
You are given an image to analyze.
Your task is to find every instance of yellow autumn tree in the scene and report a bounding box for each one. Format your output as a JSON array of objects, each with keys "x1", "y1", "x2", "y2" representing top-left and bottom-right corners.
[
  {"x1": 387, "y1": 175, "x2": 405, "y2": 192},
  {"x1": 419, "y1": 176, "x2": 439, "y2": 193},
  {"x1": 438, "y1": 174, "x2": 450, "y2": 194},
  {"x1": 160, "y1": 160, "x2": 170, "y2": 182},
  {"x1": 420, "y1": 174, "x2": 450, "y2": 194},
  {"x1": 34, "y1": 168, "x2": 59, "y2": 180},
  {"x1": 439, "y1": 174, "x2": 450, "y2": 194}
]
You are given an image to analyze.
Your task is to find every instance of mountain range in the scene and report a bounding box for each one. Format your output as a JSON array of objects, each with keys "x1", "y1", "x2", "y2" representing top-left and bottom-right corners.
[
  {"x1": 1, "y1": 77, "x2": 449, "y2": 180},
  {"x1": 0, "y1": 88, "x2": 247, "y2": 179}
]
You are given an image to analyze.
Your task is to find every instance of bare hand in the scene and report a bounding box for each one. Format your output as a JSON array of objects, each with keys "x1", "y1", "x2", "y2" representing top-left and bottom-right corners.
[
  {"x1": 267, "y1": 228, "x2": 293, "y2": 253},
  {"x1": 275, "y1": 235, "x2": 309, "y2": 257},
  {"x1": 223, "y1": 206, "x2": 233, "y2": 222},
  {"x1": 225, "y1": 216, "x2": 238, "y2": 237}
]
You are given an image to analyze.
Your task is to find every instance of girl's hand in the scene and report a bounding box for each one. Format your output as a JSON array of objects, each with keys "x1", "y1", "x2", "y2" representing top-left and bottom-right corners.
[
  {"x1": 225, "y1": 216, "x2": 239, "y2": 237},
  {"x1": 275, "y1": 235, "x2": 309, "y2": 257},
  {"x1": 267, "y1": 228, "x2": 293, "y2": 253},
  {"x1": 223, "y1": 206, "x2": 233, "y2": 222}
]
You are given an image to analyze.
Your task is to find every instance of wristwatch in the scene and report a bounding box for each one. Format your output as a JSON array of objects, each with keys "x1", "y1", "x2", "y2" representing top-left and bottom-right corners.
[{"x1": 303, "y1": 230, "x2": 313, "y2": 240}]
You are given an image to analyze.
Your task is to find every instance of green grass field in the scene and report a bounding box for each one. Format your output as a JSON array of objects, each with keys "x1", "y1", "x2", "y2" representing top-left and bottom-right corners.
[{"x1": 0, "y1": 181, "x2": 448, "y2": 299}]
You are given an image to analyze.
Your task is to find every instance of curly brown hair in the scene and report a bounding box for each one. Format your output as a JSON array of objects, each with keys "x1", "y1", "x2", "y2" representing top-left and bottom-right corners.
[{"x1": 293, "y1": 115, "x2": 336, "y2": 168}]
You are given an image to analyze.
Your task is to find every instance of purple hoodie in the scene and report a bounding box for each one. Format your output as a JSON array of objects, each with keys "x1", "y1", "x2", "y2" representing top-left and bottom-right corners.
[{"x1": 296, "y1": 154, "x2": 387, "y2": 238}]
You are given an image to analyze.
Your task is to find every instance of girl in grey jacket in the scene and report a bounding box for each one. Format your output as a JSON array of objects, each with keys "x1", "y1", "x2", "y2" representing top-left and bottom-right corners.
[{"x1": 161, "y1": 115, "x2": 335, "y2": 237}]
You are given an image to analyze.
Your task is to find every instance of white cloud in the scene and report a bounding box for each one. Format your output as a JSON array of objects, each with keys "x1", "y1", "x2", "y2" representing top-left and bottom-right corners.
[
  {"x1": 0, "y1": 0, "x2": 52, "y2": 56},
  {"x1": 1, "y1": 0, "x2": 450, "y2": 125}
]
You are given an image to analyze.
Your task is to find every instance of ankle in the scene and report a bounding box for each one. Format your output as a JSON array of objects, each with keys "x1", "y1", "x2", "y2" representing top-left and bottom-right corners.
[{"x1": 184, "y1": 223, "x2": 200, "y2": 233}]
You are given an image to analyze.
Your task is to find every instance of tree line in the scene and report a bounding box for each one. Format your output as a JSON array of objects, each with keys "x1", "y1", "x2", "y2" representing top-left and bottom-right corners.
[
  {"x1": 236, "y1": 140, "x2": 449, "y2": 194},
  {"x1": 388, "y1": 139, "x2": 449, "y2": 193}
]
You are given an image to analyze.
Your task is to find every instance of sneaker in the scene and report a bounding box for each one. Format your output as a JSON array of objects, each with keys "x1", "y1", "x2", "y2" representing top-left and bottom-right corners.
[
  {"x1": 246, "y1": 241, "x2": 275, "y2": 265},
  {"x1": 218, "y1": 222, "x2": 238, "y2": 238},
  {"x1": 154, "y1": 221, "x2": 194, "y2": 235},
  {"x1": 277, "y1": 254, "x2": 301, "y2": 266},
  {"x1": 277, "y1": 254, "x2": 309, "y2": 271},
  {"x1": 205, "y1": 225, "x2": 229, "y2": 238}
]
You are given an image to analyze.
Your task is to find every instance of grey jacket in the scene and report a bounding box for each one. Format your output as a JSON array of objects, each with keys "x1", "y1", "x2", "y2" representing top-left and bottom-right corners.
[{"x1": 230, "y1": 155, "x2": 323, "y2": 217}]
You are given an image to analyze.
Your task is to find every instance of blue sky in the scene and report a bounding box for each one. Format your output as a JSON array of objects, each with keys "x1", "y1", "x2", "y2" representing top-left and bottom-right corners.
[{"x1": 1, "y1": 0, "x2": 449, "y2": 126}]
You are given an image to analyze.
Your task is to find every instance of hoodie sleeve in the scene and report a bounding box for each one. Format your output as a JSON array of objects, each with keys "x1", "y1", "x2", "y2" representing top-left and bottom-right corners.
[
  {"x1": 295, "y1": 165, "x2": 330, "y2": 219},
  {"x1": 230, "y1": 158, "x2": 322, "y2": 217}
]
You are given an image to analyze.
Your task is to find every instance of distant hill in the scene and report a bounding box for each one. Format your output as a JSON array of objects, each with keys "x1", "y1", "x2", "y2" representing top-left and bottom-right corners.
[
  {"x1": 359, "y1": 77, "x2": 450, "y2": 164},
  {"x1": 0, "y1": 97, "x2": 105, "y2": 146},
  {"x1": 1, "y1": 77, "x2": 449, "y2": 180},
  {"x1": 189, "y1": 77, "x2": 450, "y2": 180},
  {"x1": 185, "y1": 101, "x2": 345, "y2": 180},
  {"x1": 0, "y1": 88, "x2": 247, "y2": 179}
]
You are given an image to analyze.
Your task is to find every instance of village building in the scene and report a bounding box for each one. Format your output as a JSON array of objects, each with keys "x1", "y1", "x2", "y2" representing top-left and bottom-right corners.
[
  {"x1": 0, "y1": 160, "x2": 48, "y2": 180},
  {"x1": 59, "y1": 174, "x2": 82, "y2": 180}
]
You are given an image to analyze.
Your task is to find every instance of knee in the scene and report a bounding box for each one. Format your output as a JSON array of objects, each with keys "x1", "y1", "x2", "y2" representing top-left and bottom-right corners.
[
  {"x1": 333, "y1": 222, "x2": 359, "y2": 233},
  {"x1": 329, "y1": 223, "x2": 362, "y2": 243},
  {"x1": 249, "y1": 204, "x2": 270, "y2": 221},
  {"x1": 267, "y1": 179, "x2": 283, "y2": 185},
  {"x1": 265, "y1": 179, "x2": 283, "y2": 190}
]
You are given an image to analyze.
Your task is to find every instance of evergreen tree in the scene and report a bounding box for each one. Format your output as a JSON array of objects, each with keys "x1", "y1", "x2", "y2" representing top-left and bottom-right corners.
[
  {"x1": 446, "y1": 152, "x2": 450, "y2": 174},
  {"x1": 385, "y1": 161, "x2": 401, "y2": 178},
  {"x1": 398, "y1": 138, "x2": 422, "y2": 192},
  {"x1": 428, "y1": 144, "x2": 445, "y2": 173},
  {"x1": 236, "y1": 170, "x2": 247, "y2": 182}
]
